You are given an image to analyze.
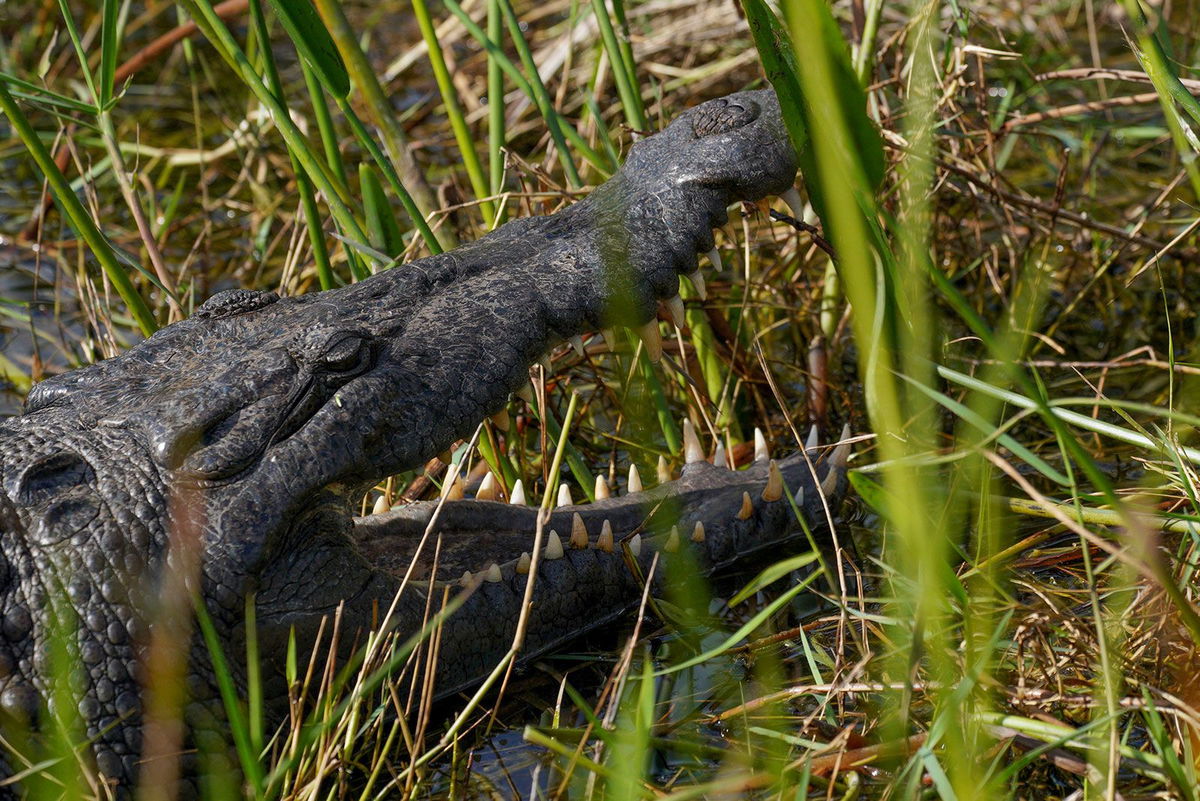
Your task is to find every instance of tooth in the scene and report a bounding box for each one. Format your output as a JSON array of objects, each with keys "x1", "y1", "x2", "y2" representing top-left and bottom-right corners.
[
  {"x1": 754, "y1": 428, "x2": 769, "y2": 462},
  {"x1": 656, "y1": 455, "x2": 671, "y2": 484},
  {"x1": 627, "y1": 464, "x2": 643, "y2": 494},
  {"x1": 490, "y1": 408, "x2": 510, "y2": 432},
  {"x1": 664, "y1": 295, "x2": 686, "y2": 328},
  {"x1": 509, "y1": 479, "x2": 527, "y2": 506},
  {"x1": 781, "y1": 187, "x2": 804, "y2": 220},
  {"x1": 664, "y1": 526, "x2": 680, "y2": 553},
  {"x1": 629, "y1": 533, "x2": 642, "y2": 558},
  {"x1": 683, "y1": 418, "x2": 705, "y2": 465},
  {"x1": 837, "y1": 423, "x2": 851, "y2": 459},
  {"x1": 594, "y1": 474, "x2": 610, "y2": 500},
  {"x1": 485, "y1": 563, "x2": 502, "y2": 582},
  {"x1": 637, "y1": 321, "x2": 663, "y2": 362},
  {"x1": 762, "y1": 460, "x2": 783, "y2": 502},
  {"x1": 687, "y1": 268, "x2": 708, "y2": 301},
  {"x1": 545, "y1": 530, "x2": 564, "y2": 559},
  {"x1": 691, "y1": 521, "x2": 706, "y2": 543},
  {"x1": 371, "y1": 495, "x2": 390, "y2": 515},
  {"x1": 515, "y1": 552, "x2": 531, "y2": 574},
  {"x1": 597, "y1": 520, "x2": 614, "y2": 552},
  {"x1": 443, "y1": 468, "x2": 465, "y2": 500},
  {"x1": 460, "y1": 571, "x2": 473, "y2": 586},
  {"x1": 516, "y1": 384, "x2": 534, "y2": 403},
  {"x1": 557, "y1": 484, "x2": 573, "y2": 507},
  {"x1": 569, "y1": 335, "x2": 585, "y2": 357},
  {"x1": 570, "y1": 513, "x2": 588, "y2": 548},
  {"x1": 737, "y1": 491, "x2": 754, "y2": 520},
  {"x1": 820, "y1": 466, "x2": 839, "y2": 496},
  {"x1": 476, "y1": 472, "x2": 499, "y2": 501},
  {"x1": 713, "y1": 442, "x2": 727, "y2": 469},
  {"x1": 806, "y1": 424, "x2": 819, "y2": 450}
]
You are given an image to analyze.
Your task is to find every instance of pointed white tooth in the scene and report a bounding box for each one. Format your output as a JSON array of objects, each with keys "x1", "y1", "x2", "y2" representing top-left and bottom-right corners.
[
  {"x1": 516, "y1": 383, "x2": 534, "y2": 403},
  {"x1": 754, "y1": 427, "x2": 769, "y2": 462},
  {"x1": 664, "y1": 295, "x2": 686, "y2": 328},
  {"x1": 656, "y1": 455, "x2": 672, "y2": 484},
  {"x1": 762, "y1": 460, "x2": 783, "y2": 502},
  {"x1": 664, "y1": 526, "x2": 680, "y2": 553},
  {"x1": 713, "y1": 442, "x2": 727, "y2": 469},
  {"x1": 372, "y1": 494, "x2": 390, "y2": 515},
  {"x1": 831, "y1": 437, "x2": 851, "y2": 470},
  {"x1": 594, "y1": 474, "x2": 611, "y2": 500},
  {"x1": 460, "y1": 570, "x2": 474, "y2": 586},
  {"x1": 476, "y1": 472, "x2": 498, "y2": 501},
  {"x1": 636, "y1": 321, "x2": 663, "y2": 362},
  {"x1": 691, "y1": 521, "x2": 706, "y2": 543},
  {"x1": 781, "y1": 187, "x2": 804, "y2": 220},
  {"x1": 515, "y1": 552, "x2": 531, "y2": 574},
  {"x1": 545, "y1": 530, "x2": 564, "y2": 560},
  {"x1": 490, "y1": 408, "x2": 510, "y2": 432},
  {"x1": 737, "y1": 491, "x2": 754, "y2": 520},
  {"x1": 627, "y1": 464, "x2": 644, "y2": 494},
  {"x1": 806, "y1": 424, "x2": 819, "y2": 450},
  {"x1": 442, "y1": 466, "x2": 465, "y2": 500},
  {"x1": 683, "y1": 418, "x2": 705, "y2": 465},
  {"x1": 820, "y1": 423, "x2": 851, "y2": 466},
  {"x1": 557, "y1": 484, "x2": 574, "y2": 507},
  {"x1": 569, "y1": 335, "x2": 585, "y2": 357},
  {"x1": 597, "y1": 520, "x2": 614, "y2": 552},
  {"x1": 688, "y1": 267, "x2": 709, "y2": 301},
  {"x1": 570, "y1": 513, "x2": 588, "y2": 549},
  {"x1": 485, "y1": 563, "x2": 502, "y2": 582},
  {"x1": 629, "y1": 533, "x2": 642, "y2": 558},
  {"x1": 509, "y1": 479, "x2": 527, "y2": 506},
  {"x1": 820, "y1": 466, "x2": 839, "y2": 496}
]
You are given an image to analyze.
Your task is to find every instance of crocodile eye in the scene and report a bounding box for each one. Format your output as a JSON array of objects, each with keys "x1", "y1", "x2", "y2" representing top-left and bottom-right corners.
[{"x1": 318, "y1": 334, "x2": 373, "y2": 375}]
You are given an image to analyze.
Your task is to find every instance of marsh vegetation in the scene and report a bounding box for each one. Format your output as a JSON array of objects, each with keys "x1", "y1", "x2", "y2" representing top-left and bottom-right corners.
[{"x1": 2, "y1": 0, "x2": 1200, "y2": 798}]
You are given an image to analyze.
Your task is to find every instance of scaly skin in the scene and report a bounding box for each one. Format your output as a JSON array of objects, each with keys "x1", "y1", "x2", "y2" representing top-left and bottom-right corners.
[{"x1": 0, "y1": 90, "x2": 833, "y2": 794}]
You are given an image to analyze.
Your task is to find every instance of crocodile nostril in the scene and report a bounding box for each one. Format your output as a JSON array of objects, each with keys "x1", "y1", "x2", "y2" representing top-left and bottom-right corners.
[
  {"x1": 12, "y1": 450, "x2": 96, "y2": 507},
  {"x1": 692, "y1": 97, "x2": 761, "y2": 137}
]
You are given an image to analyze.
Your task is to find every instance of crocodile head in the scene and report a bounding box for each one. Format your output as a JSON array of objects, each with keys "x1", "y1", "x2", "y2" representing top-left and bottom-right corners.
[{"x1": 0, "y1": 89, "x2": 834, "y2": 790}]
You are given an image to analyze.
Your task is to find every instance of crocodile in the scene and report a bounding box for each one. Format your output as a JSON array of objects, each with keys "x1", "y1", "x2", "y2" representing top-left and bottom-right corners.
[{"x1": 0, "y1": 89, "x2": 847, "y2": 794}]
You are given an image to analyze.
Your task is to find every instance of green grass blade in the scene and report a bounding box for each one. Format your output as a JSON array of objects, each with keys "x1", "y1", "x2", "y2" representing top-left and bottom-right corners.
[
  {"x1": 338, "y1": 97, "x2": 442, "y2": 264},
  {"x1": 590, "y1": 0, "x2": 646, "y2": 131},
  {"x1": 54, "y1": 0, "x2": 99, "y2": 104},
  {"x1": 411, "y1": 0, "x2": 497, "y2": 226},
  {"x1": 0, "y1": 82, "x2": 157, "y2": 335},
  {"x1": 250, "y1": 0, "x2": 338, "y2": 291},
  {"x1": 266, "y1": 0, "x2": 350, "y2": 98},
  {"x1": 98, "y1": 0, "x2": 121, "y2": 108},
  {"x1": 496, "y1": 0, "x2": 585, "y2": 188},
  {"x1": 194, "y1": 599, "x2": 265, "y2": 798},
  {"x1": 0, "y1": 77, "x2": 97, "y2": 114},
  {"x1": 311, "y1": 0, "x2": 450, "y2": 249},
  {"x1": 487, "y1": 0, "x2": 506, "y2": 204},
  {"x1": 178, "y1": 0, "x2": 372, "y2": 254},
  {"x1": 441, "y1": 0, "x2": 614, "y2": 175},
  {"x1": 359, "y1": 163, "x2": 406, "y2": 258}
]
